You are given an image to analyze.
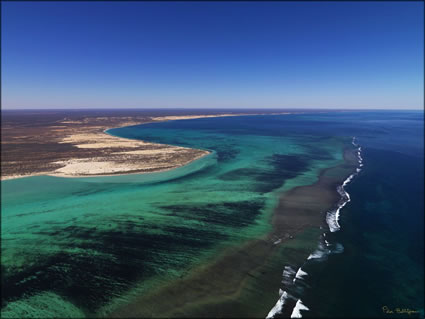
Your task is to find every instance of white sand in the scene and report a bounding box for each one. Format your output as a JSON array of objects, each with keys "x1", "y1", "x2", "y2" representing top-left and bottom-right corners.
[{"x1": 2, "y1": 112, "x2": 290, "y2": 180}]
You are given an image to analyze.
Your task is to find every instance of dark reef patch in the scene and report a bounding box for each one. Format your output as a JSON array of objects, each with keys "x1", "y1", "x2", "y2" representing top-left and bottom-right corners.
[
  {"x1": 218, "y1": 154, "x2": 310, "y2": 194},
  {"x1": 1, "y1": 222, "x2": 228, "y2": 314},
  {"x1": 160, "y1": 199, "x2": 265, "y2": 228},
  {"x1": 216, "y1": 148, "x2": 240, "y2": 162}
]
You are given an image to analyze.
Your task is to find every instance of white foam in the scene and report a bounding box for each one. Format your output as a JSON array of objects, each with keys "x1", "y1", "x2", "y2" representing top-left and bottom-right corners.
[
  {"x1": 268, "y1": 138, "x2": 363, "y2": 319},
  {"x1": 266, "y1": 291, "x2": 289, "y2": 318},
  {"x1": 293, "y1": 268, "x2": 308, "y2": 282},
  {"x1": 307, "y1": 242, "x2": 328, "y2": 260},
  {"x1": 326, "y1": 138, "x2": 364, "y2": 233},
  {"x1": 282, "y1": 266, "x2": 296, "y2": 278},
  {"x1": 326, "y1": 209, "x2": 340, "y2": 232},
  {"x1": 282, "y1": 265, "x2": 296, "y2": 285},
  {"x1": 307, "y1": 250, "x2": 326, "y2": 260},
  {"x1": 290, "y1": 299, "x2": 310, "y2": 318}
]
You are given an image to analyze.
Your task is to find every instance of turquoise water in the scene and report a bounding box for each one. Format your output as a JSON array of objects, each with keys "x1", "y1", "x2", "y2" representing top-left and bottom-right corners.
[
  {"x1": 2, "y1": 112, "x2": 423, "y2": 318},
  {"x1": 1, "y1": 114, "x2": 346, "y2": 317}
]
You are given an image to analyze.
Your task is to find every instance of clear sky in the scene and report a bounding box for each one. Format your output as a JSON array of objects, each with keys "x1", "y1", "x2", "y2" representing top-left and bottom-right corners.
[{"x1": 1, "y1": 1, "x2": 424, "y2": 109}]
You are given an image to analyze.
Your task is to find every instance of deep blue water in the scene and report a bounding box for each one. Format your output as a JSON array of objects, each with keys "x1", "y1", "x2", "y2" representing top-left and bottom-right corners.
[
  {"x1": 111, "y1": 110, "x2": 424, "y2": 317},
  {"x1": 271, "y1": 111, "x2": 424, "y2": 318},
  {"x1": 2, "y1": 110, "x2": 423, "y2": 318}
]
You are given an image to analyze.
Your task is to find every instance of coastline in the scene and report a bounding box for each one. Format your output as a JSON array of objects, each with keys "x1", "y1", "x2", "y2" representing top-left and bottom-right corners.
[
  {"x1": 1, "y1": 112, "x2": 290, "y2": 181},
  {"x1": 2, "y1": 111, "x2": 422, "y2": 319},
  {"x1": 108, "y1": 143, "x2": 360, "y2": 318},
  {"x1": 2, "y1": 112, "x2": 361, "y2": 318}
]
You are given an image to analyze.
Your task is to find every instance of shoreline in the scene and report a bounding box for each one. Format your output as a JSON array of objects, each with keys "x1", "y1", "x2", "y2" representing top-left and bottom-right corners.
[
  {"x1": 1, "y1": 112, "x2": 290, "y2": 181},
  {"x1": 108, "y1": 144, "x2": 360, "y2": 318},
  {"x1": 44, "y1": 153, "x2": 211, "y2": 180}
]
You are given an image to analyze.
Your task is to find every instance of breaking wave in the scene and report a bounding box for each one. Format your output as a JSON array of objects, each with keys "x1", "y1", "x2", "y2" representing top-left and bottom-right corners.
[
  {"x1": 266, "y1": 137, "x2": 363, "y2": 318},
  {"x1": 326, "y1": 137, "x2": 363, "y2": 233}
]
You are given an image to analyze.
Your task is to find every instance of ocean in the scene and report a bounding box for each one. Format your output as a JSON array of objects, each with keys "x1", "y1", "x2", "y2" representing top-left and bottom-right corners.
[{"x1": 1, "y1": 111, "x2": 423, "y2": 318}]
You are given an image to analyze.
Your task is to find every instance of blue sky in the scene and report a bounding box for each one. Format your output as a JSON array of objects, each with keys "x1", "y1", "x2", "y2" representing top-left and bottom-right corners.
[{"x1": 1, "y1": 1, "x2": 423, "y2": 109}]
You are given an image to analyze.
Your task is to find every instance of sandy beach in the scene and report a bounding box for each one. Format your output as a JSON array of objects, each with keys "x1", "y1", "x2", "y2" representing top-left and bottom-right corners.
[
  {"x1": 2, "y1": 111, "x2": 289, "y2": 181},
  {"x1": 2, "y1": 110, "x2": 360, "y2": 318}
]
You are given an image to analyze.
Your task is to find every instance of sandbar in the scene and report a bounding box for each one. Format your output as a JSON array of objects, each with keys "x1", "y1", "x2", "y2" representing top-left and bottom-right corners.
[{"x1": 1, "y1": 111, "x2": 289, "y2": 181}]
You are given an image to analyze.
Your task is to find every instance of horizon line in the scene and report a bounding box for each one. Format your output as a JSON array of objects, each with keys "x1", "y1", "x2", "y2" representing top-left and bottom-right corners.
[{"x1": 1, "y1": 107, "x2": 424, "y2": 111}]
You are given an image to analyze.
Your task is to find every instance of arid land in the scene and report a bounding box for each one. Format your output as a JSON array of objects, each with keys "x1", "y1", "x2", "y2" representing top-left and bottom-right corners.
[
  {"x1": 1, "y1": 109, "x2": 359, "y2": 317},
  {"x1": 1, "y1": 109, "x2": 291, "y2": 180}
]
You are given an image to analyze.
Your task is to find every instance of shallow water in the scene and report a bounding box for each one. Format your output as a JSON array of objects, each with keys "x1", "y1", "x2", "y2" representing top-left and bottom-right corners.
[{"x1": 1, "y1": 112, "x2": 423, "y2": 318}]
